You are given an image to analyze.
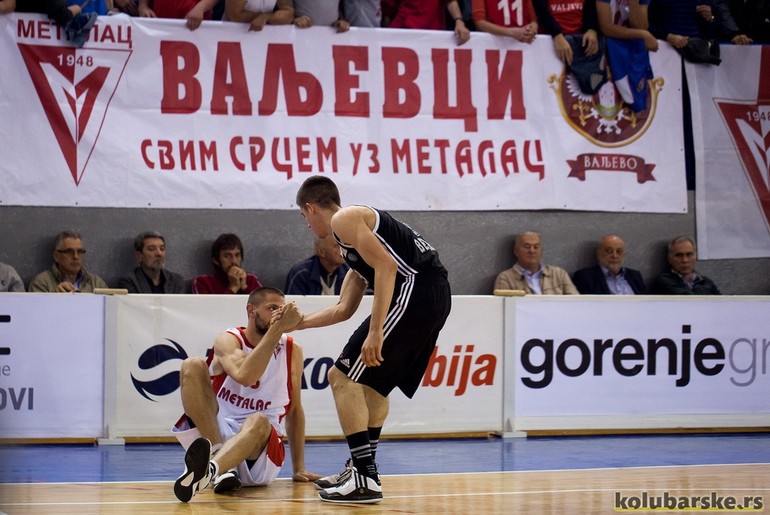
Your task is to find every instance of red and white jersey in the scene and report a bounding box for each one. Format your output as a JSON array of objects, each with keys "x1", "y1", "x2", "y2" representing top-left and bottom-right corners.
[
  {"x1": 208, "y1": 327, "x2": 294, "y2": 431},
  {"x1": 472, "y1": 0, "x2": 536, "y2": 28}
]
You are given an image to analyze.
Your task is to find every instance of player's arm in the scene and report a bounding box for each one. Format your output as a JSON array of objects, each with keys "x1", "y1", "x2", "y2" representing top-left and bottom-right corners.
[
  {"x1": 295, "y1": 265, "x2": 368, "y2": 330},
  {"x1": 216, "y1": 304, "x2": 302, "y2": 386},
  {"x1": 332, "y1": 207, "x2": 397, "y2": 366},
  {"x1": 284, "y1": 342, "x2": 321, "y2": 482}
]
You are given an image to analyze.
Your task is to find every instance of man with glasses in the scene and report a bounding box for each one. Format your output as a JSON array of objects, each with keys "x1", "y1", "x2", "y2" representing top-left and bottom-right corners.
[{"x1": 29, "y1": 230, "x2": 108, "y2": 292}]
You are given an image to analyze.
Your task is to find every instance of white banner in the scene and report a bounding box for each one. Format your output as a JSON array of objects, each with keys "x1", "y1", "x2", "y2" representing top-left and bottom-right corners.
[
  {"x1": 0, "y1": 14, "x2": 685, "y2": 212},
  {"x1": 510, "y1": 296, "x2": 770, "y2": 430},
  {"x1": 0, "y1": 294, "x2": 104, "y2": 438},
  {"x1": 690, "y1": 45, "x2": 770, "y2": 259},
  {"x1": 107, "y1": 294, "x2": 503, "y2": 438}
]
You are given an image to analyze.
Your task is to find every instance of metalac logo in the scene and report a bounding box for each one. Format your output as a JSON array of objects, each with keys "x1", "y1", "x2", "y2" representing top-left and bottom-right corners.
[
  {"x1": 715, "y1": 46, "x2": 770, "y2": 236},
  {"x1": 17, "y1": 41, "x2": 130, "y2": 185}
]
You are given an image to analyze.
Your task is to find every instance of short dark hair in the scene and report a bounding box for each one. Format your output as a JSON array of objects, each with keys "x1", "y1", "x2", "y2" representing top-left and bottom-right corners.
[
  {"x1": 247, "y1": 286, "x2": 284, "y2": 306},
  {"x1": 212, "y1": 233, "x2": 244, "y2": 260},
  {"x1": 296, "y1": 176, "x2": 341, "y2": 209},
  {"x1": 134, "y1": 231, "x2": 165, "y2": 252}
]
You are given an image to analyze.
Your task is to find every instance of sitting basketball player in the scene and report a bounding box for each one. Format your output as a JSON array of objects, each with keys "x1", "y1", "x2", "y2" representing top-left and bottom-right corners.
[{"x1": 172, "y1": 287, "x2": 320, "y2": 503}]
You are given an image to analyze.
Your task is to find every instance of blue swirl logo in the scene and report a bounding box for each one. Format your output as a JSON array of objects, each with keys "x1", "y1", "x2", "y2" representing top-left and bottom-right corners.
[{"x1": 131, "y1": 339, "x2": 189, "y2": 401}]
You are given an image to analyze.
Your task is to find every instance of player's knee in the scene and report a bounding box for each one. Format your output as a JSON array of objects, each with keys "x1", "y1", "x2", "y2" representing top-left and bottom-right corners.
[
  {"x1": 180, "y1": 357, "x2": 207, "y2": 382},
  {"x1": 243, "y1": 412, "x2": 270, "y2": 438},
  {"x1": 328, "y1": 365, "x2": 352, "y2": 391}
]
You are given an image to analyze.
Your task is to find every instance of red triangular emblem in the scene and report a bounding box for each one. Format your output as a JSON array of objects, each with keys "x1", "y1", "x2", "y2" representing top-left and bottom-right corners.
[
  {"x1": 18, "y1": 44, "x2": 131, "y2": 186},
  {"x1": 715, "y1": 46, "x2": 770, "y2": 233}
]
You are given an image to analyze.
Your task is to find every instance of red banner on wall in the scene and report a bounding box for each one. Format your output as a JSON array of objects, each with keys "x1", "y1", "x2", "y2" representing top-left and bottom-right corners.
[{"x1": 0, "y1": 14, "x2": 686, "y2": 212}]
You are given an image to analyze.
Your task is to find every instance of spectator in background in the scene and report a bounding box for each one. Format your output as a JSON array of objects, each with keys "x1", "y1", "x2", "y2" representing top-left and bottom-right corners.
[
  {"x1": 119, "y1": 231, "x2": 187, "y2": 294},
  {"x1": 342, "y1": 0, "x2": 381, "y2": 26},
  {"x1": 572, "y1": 234, "x2": 646, "y2": 294},
  {"x1": 597, "y1": 0, "x2": 658, "y2": 51},
  {"x1": 193, "y1": 233, "x2": 263, "y2": 295},
  {"x1": 285, "y1": 235, "x2": 349, "y2": 295},
  {"x1": 649, "y1": 0, "x2": 741, "y2": 65},
  {"x1": 597, "y1": 0, "x2": 657, "y2": 111},
  {"x1": 68, "y1": 0, "x2": 116, "y2": 16},
  {"x1": 719, "y1": 0, "x2": 769, "y2": 43},
  {"x1": 382, "y1": 0, "x2": 471, "y2": 45},
  {"x1": 533, "y1": 0, "x2": 600, "y2": 63},
  {"x1": 29, "y1": 230, "x2": 108, "y2": 293},
  {"x1": 5, "y1": 0, "x2": 97, "y2": 47},
  {"x1": 340, "y1": 0, "x2": 381, "y2": 26},
  {"x1": 494, "y1": 231, "x2": 579, "y2": 294},
  {"x1": 533, "y1": 0, "x2": 607, "y2": 96},
  {"x1": 0, "y1": 262, "x2": 24, "y2": 292},
  {"x1": 114, "y1": 0, "x2": 139, "y2": 15},
  {"x1": 223, "y1": 0, "x2": 293, "y2": 30},
  {"x1": 651, "y1": 236, "x2": 721, "y2": 295},
  {"x1": 292, "y1": 0, "x2": 349, "y2": 31},
  {"x1": 472, "y1": 0, "x2": 538, "y2": 44},
  {"x1": 139, "y1": 0, "x2": 218, "y2": 30}
]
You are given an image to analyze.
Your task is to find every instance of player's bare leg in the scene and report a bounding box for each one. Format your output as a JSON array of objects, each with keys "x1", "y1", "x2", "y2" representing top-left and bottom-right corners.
[
  {"x1": 213, "y1": 412, "x2": 271, "y2": 473},
  {"x1": 329, "y1": 366, "x2": 369, "y2": 434},
  {"x1": 318, "y1": 366, "x2": 383, "y2": 503},
  {"x1": 178, "y1": 358, "x2": 223, "y2": 447},
  {"x1": 363, "y1": 386, "x2": 388, "y2": 428}
]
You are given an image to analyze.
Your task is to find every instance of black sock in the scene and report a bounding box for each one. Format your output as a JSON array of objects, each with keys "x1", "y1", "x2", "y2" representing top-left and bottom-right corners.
[
  {"x1": 346, "y1": 431, "x2": 377, "y2": 479},
  {"x1": 368, "y1": 426, "x2": 382, "y2": 462}
]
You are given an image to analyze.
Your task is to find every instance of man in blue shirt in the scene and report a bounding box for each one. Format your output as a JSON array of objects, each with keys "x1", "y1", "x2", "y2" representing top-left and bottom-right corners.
[
  {"x1": 573, "y1": 234, "x2": 647, "y2": 294},
  {"x1": 285, "y1": 235, "x2": 349, "y2": 295}
]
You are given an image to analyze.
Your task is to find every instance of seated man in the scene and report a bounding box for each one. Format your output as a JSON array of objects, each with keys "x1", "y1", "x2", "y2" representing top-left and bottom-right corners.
[
  {"x1": 29, "y1": 230, "x2": 108, "y2": 293},
  {"x1": 119, "y1": 231, "x2": 187, "y2": 294},
  {"x1": 192, "y1": 233, "x2": 263, "y2": 295},
  {"x1": 0, "y1": 262, "x2": 24, "y2": 292},
  {"x1": 572, "y1": 234, "x2": 646, "y2": 294},
  {"x1": 172, "y1": 287, "x2": 320, "y2": 502},
  {"x1": 651, "y1": 236, "x2": 720, "y2": 295},
  {"x1": 285, "y1": 235, "x2": 349, "y2": 295},
  {"x1": 494, "y1": 231, "x2": 578, "y2": 294}
]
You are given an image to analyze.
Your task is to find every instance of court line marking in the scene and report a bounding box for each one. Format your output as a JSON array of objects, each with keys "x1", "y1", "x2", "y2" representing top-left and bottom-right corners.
[{"x1": 2, "y1": 461, "x2": 768, "y2": 487}]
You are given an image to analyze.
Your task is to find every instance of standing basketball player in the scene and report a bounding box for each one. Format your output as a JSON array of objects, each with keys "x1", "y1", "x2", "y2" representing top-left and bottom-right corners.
[{"x1": 294, "y1": 176, "x2": 452, "y2": 503}]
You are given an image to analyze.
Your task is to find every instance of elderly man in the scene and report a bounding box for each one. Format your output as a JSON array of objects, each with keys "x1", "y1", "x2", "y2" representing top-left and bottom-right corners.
[
  {"x1": 29, "y1": 230, "x2": 108, "y2": 292},
  {"x1": 119, "y1": 231, "x2": 187, "y2": 293},
  {"x1": 651, "y1": 236, "x2": 721, "y2": 295},
  {"x1": 572, "y1": 235, "x2": 646, "y2": 294},
  {"x1": 494, "y1": 231, "x2": 578, "y2": 294}
]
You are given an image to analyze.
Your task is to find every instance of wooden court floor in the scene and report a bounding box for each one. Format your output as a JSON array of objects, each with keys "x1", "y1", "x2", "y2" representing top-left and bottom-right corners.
[{"x1": 2, "y1": 463, "x2": 769, "y2": 514}]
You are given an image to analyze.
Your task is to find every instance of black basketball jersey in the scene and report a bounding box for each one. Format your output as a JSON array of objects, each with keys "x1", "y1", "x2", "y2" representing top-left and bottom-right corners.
[{"x1": 333, "y1": 207, "x2": 447, "y2": 288}]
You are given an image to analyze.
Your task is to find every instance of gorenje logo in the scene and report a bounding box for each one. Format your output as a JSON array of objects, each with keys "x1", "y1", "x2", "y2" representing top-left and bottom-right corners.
[
  {"x1": 16, "y1": 19, "x2": 132, "y2": 186},
  {"x1": 517, "y1": 325, "x2": 758, "y2": 389}
]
